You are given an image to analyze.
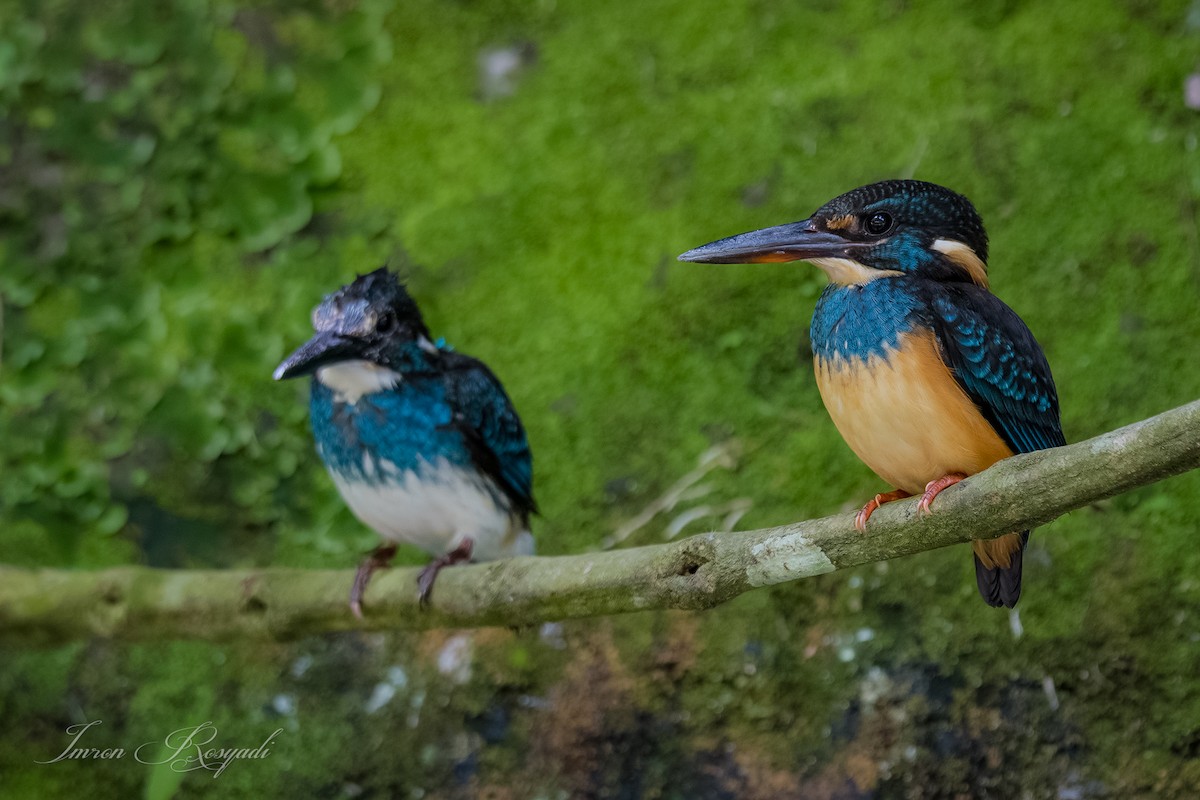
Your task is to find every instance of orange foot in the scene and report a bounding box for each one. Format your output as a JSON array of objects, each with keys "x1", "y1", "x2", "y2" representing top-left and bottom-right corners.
[
  {"x1": 917, "y1": 472, "x2": 968, "y2": 516},
  {"x1": 855, "y1": 489, "x2": 913, "y2": 532}
]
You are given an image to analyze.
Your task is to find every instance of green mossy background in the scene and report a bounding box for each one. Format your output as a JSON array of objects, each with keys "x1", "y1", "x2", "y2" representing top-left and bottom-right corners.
[{"x1": 2, "y1": 0, "x2": 1199, "y2": 796}]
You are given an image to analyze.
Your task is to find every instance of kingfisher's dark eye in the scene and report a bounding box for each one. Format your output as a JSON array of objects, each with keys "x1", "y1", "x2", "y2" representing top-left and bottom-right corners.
[
  {"x1": 865, "y1": 212, "x2": 893, "y2": 235},
  {"x1": 376, "y1": 311, "x2": 397, "y2": 335}
]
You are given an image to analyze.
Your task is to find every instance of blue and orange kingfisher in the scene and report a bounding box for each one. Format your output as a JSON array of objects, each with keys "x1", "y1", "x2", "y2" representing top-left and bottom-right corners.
[
  {"x1": 679, "y1": 180, "x2": 1064, "y2": 607},
  {"x1": 274, "y1": 269, "x2": 535, "y2": 617}
]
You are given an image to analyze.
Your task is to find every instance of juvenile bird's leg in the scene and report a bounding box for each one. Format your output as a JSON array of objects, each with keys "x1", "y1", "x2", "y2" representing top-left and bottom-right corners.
[
  {"x1": 854, "y1": 489, "x2": 912, "y2": 532},
  {"x1": 917, "y1": 472, "x2": 968, "y2": 516},
  {"x1": 417, "y1": 538, "x2": 475, "y2": 606},
  {"x1": 350, "y1": 543, "x2": 398, "y2": 620}
]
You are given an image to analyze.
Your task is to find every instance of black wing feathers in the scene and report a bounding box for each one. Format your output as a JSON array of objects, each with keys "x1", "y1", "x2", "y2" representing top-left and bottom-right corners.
[
  {"x1": 923, "y1": 284, "x2": 1062, "y2": 609},
  {"x1": 925, "y1": 285, "x2": 1065, "y2": 456},
  {"x1": 440, "y1": 351, "x2": 537, "y2": 518}
]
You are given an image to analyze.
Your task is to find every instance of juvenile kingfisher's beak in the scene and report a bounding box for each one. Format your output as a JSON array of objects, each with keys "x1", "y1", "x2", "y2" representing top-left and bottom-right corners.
[
  {"x1": 677, "y1": 219, "x2": 860, "y2": 264},
  {"x1": 273, "y1": 330, "x2": 359, "y2": 381}
]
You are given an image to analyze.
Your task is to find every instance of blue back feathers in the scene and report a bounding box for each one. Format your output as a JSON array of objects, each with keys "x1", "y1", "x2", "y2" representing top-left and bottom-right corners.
[
  {"x1": 310, "y1": 341, "x2": 536, "y2": 518},
  {"x1": 813, "y1": 277, "x2": 1065, "y2": 456},
  {"x1": 441, "y1": 354, "x2": 537, "y2": 515},
  {"x1": 926, "y1": 285, "x2": 1065, "y2": 454}
]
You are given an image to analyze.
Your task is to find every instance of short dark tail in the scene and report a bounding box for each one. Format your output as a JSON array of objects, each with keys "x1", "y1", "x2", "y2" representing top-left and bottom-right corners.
[{"x1": 973, "y1": 531, "x2": 1030, "y2": 608}]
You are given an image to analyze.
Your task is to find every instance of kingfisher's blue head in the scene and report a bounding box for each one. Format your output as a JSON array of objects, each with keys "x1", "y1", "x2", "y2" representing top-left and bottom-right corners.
[
  {"x1": 678, "y1": 180, "x2": 991, "y2": 288},
  {"x1": 273, "y1": 268, "x2": 433, "y2": 382}
]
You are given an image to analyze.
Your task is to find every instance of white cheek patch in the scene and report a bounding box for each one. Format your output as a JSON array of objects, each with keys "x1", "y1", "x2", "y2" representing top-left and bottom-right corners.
[
  {"x1": 316, "y1": 360, "x2": 403, "y2": 404},
  {"x1": 931, "y1": 238, "x2": 989, "y2": 288}
]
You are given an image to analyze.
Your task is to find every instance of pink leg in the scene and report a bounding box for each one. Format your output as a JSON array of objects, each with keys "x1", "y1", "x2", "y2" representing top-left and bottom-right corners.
[
  {"x1": 416, "y1": 538, "x2": 475, "y2": 606},
  {"x1": 350, "y1": 543, "x2": 398, "y2": 620},
  {"x1": 854, "y1": 489, "x2": 913, "y2": 532},
  {"x1": 917, "y1": 472, "x2": 968, "y2": 516}
]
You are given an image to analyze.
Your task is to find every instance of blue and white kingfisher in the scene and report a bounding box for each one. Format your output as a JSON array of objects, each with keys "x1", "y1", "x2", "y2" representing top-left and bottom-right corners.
[
  {"x1": 274, "y1": 268, "x2": 536, "y2": 617},
  {"x1": 679, "y1": 180, "x2": 1065, "y2": 607}
]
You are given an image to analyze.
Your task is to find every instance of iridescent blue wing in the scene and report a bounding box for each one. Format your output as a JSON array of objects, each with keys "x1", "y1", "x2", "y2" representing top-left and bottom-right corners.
[
  {"x1": 923, "y1": 284, "x2": 1063, "y2": 608},
  {"x1": 927, "y1": 286, "x2": 1066, "y2": 455},
  {"x1": 441, "y1": 352, "x2": 537, "y2": 516}
]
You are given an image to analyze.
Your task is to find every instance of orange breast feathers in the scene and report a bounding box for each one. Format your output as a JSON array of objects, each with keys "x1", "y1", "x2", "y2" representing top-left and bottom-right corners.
[{"x1": 814, "y1": 329, "x2": 1014, "y2": 496}]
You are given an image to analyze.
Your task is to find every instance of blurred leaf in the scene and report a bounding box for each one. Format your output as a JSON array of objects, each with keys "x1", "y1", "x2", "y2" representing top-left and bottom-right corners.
[{"x1": 0, "y1": 0, "x2": 392, "y2": 557}]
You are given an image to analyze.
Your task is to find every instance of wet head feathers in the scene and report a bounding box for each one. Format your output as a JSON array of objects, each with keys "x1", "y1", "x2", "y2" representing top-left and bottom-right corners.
[{"x1": 313, "y1": 267, "x2": 429, "y2": 341}]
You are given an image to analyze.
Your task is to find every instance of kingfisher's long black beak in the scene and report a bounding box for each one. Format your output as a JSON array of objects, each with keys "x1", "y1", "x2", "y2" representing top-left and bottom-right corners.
[
  {"x1": 677, "y1": 219, "x2": 856, "y2": 264},
  {"x1": 273, "y1": 330, "x2": 359, "y2": 381}
]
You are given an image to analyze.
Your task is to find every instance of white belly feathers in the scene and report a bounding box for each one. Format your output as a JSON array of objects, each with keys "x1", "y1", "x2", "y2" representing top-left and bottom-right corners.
[{"x1": 329, "y1": 457, "x2": 533, "y2": 561}]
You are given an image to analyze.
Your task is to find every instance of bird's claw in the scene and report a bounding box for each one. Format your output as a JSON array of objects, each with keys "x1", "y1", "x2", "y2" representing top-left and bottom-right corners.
[
  {"x1": 348, "y1": 543, "x2": 398, "y2": 619},
  {"x1": 416, "y1": 565, "x2": 438, "y2": 607},
  {"x1": 854, "y1": 489, "x2": 912, "y2": 532},
  {"x1": 917, "y1": 473, "x2": 967, "y2": 517},
  {"x1": 414, "y1": 538, "x2": 475, "y2": 607}
]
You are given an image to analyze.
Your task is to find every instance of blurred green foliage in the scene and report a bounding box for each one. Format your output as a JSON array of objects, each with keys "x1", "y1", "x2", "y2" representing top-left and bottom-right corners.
[
  {"x1": 0, "y1": 0, "x2": 390, "y2": 564},
  {"x1": 2, "y1": 0, "x2": 1200, "y2": 797}
]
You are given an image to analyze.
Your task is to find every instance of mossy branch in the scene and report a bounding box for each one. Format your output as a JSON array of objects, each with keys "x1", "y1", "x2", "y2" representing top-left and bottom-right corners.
[{"x1": 3, "y1": 400, "x2": 1199, "y2": 646}]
